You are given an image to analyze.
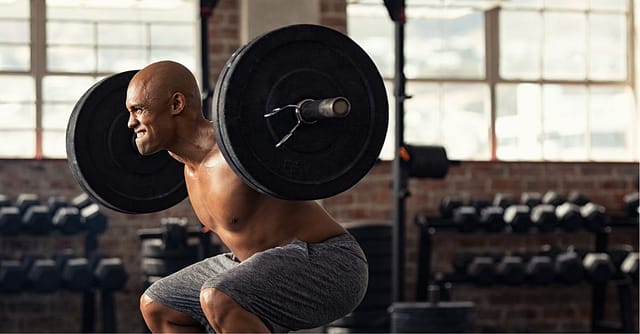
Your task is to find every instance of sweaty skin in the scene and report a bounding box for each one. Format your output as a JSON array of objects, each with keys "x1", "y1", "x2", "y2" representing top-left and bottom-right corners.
[{"x1": 126, "y1": 61, "x2": 346, "y2": 260}]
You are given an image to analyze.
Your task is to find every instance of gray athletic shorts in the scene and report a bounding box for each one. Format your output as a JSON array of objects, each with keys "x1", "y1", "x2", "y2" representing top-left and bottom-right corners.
[{"x1": 144, "y1": 233, "x2": 368, "y2": 333}]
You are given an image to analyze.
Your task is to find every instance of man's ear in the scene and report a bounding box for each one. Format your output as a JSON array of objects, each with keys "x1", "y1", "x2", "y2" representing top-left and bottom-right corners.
[{"x1": 170, "y1": 92, "x2": 186, "y2": 115}]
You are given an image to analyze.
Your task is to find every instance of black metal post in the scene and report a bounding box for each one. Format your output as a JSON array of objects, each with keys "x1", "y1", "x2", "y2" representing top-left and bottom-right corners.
[
  {"x1": 82, "y1": 232, "x2": 99, "y2": 333},
  {"x1": 391, "y1": 0, "x2": 407, "y2": 303},
  {"x1": 101, "y1": 290, "x2": 117, "y2": 333},
  {"x1": 200, "y1": 0, "x2": 219, "y2": 118},
  {"x1": 591, "y1": 228, "x2": 609, "y2": 332}
]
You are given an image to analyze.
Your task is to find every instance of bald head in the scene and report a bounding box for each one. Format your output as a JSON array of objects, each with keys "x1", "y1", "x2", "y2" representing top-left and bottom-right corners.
[{"x1": 128, "y1": 60, "x2": 202, "y2": 117}]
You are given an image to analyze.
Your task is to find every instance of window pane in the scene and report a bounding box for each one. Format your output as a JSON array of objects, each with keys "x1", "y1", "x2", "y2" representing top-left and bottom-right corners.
[
  {"x1": 98, "y1": 23, "x2": 147, "y2": 46},
  {"x1": 48, "y1": 46, "x2": 96, "y2": 72},
  {"x1": 543, "y1": 12, "x2": 587, "y2": 80},
  {"x1": 0, "y1": 46, "x2": 30, "y2": 71},
  {"x1": 496, "y1": 84, "x2": 543, "y2": 160},
  {"x1": 500, "y1": 11, "x2": 542, "y2": 79},
  {"x1": 347, "y1": 11, "x2": 394, "y2": 78},
  {"x1": 42, "y1": 75, "x2": 96, "y2": 102},
  {"x1": 542, "y1": 85, "x2": 588, "y2": 160},
  {"x1": 589, "y1": 13, "x2": 626, "y2": 80},
  {"x1": 0, "y1": 75, "x2": 35, "y2": 102},
  {"x1": 405, "y1": 82, "x2": 489, "y2": 160},
  {"x1": 98, "y1": 48, "x2": 147, "y2": 72},
  {"x1": 0, "y1": 0, "x2": 29, "y2": 19},
  {"x1": 589, "y1": 86, "x2": 635, "y2": 161},
  {"x1": 48, "y1": 21, "x2": 95, "y2": 45},
  {"x1": 405, "y1": 82, "x2": 441, "y2": 144},
  {"x1": 406, "y1": 10, "x2": 484, "y2": 79},
  {"x1": 43, "y1": 104, "x2": 74, "y2": 130},
  {"x1": 42, "y1": 130, "x2": 67, "y2": 158},
  {"x1": 441, "y1": 83, "x2": 490, "y2": 159},
  {"x1": 0, "y1": 21, "x2": 29, "y2": 43},
  {"x1": 589, "y1": 0, "x2": 627, "y2": 11},
  {"x1": 544, "y1": 0, "x2": 588, "y2": 10},
  {"x1": 501, "y1": 0, "x2": 542, "y2": 9},
  {"x1": 150, "y1": 49, "x2": 196, "y2": 70},
  {"x1": 48, "y1": 0, "x2": 196, "y2": 23},
  {"x1": 0, "y1": 103, "x2": 36, "y2": 129},
  {"x1": 0, "y1": 131, "x2": 35, "y2": 158},
  {"x1": 150, "y1": 25, "x2": 196, "y2": 47}
]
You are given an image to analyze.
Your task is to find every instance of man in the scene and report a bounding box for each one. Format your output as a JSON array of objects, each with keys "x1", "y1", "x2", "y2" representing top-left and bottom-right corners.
[{"x1": 126, "y1": 60, "x2": 368, "y2": 333}]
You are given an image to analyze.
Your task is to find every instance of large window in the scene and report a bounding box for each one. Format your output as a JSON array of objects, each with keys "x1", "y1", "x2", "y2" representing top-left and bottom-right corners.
[
  {"x1": 348, "y1": 0, "x2": 638, "y2": 161},
  {"x1": 0, "y1": 0, "x2": 198, "y2": 158}
]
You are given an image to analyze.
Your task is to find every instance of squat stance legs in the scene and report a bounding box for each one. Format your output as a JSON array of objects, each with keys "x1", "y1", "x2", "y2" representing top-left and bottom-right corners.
[{"x1": 140, "y1": 289, "x2": 269, "y2": 333}]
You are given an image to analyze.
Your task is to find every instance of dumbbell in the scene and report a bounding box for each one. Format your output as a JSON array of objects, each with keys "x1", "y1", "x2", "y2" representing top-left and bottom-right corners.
[
  {"x1": 530, "y1": 204, "x2": 557, "y2": 233},
  {"x1": 21, "y1": 255, "x2": 61, "y2": 293},
  {"x1": 452, "y1": 206, "x2": 478, "y2": 233},
  {"x1": 81, "y1": 203, "x2": 108, "y2": 234},
  {"x1": 567, "y1": 191, "x2": 590, "y2": 206},
  {"x1": 470, "y1": 198, "x2": 491, "y2": 212},
  {"x1": 504, "y1": 205, "x2": 531, "y2": 233},
  {"x1": 583, "y1": 253, "x2": 615, "y2": 283},
  {"x1": 54, "y1": 252, "x2": 92, "y2": 291},
  {"x1": 521, "y1": 192, "x2": 542, "y2": 209},
  {"x1": 623, "y1": 192, "x2": 639, "y2": 218},
  {"x1": 621, "y1": 252, "x2": 638, "y2": 284},
  {"x1": 91, "y1": 256, "x2": 128, "y2": 291},
  {"x1": 580, "y1": 202, "x2": 607, "y2": 232},
  {"x1": 496, "y1": 255, "x2": 526, "y2": 286},
  {"x1": 608, "y1": 245, "x2": 634, "y2": 277},
  {"x1": 0, "y1": 206, "x2": 21, "y2": 236},
  {"x1": 0, "y1": 194, "x2": 11, "y2": 208},
  {"x1": 467, "y1": 256, "x2": 496, "y2": 285},
  {"x1": 16, "y1": 193, "x2": 41, "y2": 216},
  {"x1": 439, "y1": 196, "x2": 463, "y2": 219},
  {"x1": 0, "y1": 259, "x2": 26, "y2": 293},
  {"x1": 17, "y1": 193, "x2": 52, "y2": 235},
  {"x1": 542, "y1": 190, "x2": 565, "y2": 206},
  {"x1": 479, "y1": 206, "x2": 505, "y2": 232},
  {"x1": 71, "y1": 192, "x2": 94, "y2": 210},
  {"x1": 452, "y1": 252, "x2": 474, "y2": 275},
  {"x1": 53, "y1": 207, "x2": 82, "y2": 234},
  {"x1": 555, "y1": 202, "x2": 582, "y2": 231},
  {"x1": 493, "y1": 193, "x2": 515, "y2": 209},
  {"x1": 526, "y1": 255, "x2": 555, "y2": 285},
  {"x1": 554, "y1": 250, "x2": 585, "y2": 285},
  {"x1": 47, "y1": 196, "x2": 82, "y2": 235}
]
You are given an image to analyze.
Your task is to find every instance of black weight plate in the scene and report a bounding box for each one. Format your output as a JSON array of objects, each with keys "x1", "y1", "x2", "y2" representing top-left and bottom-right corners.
[
  {"x1": 214, "y1": 24, "x2": 388, "y2": 200},
  {"x1": 66, "y1": 71, "x2": 187, "y2": 214}
]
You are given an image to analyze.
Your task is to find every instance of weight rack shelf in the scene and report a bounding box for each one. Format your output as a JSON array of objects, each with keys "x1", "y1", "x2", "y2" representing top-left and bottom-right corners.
[{"x1": 414, "y1": 215, "x2": 639, "y2": 333}]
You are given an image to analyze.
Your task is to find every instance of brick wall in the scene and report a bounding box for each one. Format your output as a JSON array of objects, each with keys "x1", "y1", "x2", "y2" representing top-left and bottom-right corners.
[{"x1": 1, "y1": 0, "x2": 638, "y2": 332}]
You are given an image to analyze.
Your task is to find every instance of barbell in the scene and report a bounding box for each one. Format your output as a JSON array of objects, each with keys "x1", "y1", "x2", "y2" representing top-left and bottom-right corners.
[{"x1": 66, "y1": 24, "x2": 389, "y2": 214}]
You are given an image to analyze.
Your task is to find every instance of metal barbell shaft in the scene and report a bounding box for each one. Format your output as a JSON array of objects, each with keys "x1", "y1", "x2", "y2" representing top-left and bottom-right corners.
[{"x1": 298, "y1": 97, "x2": 351, "y2": 123}]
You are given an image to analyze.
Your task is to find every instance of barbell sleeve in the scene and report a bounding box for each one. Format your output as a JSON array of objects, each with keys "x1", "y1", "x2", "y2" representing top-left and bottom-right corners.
[{"x1": 299, "y1": 97, "x2": 351, "y2": 123}]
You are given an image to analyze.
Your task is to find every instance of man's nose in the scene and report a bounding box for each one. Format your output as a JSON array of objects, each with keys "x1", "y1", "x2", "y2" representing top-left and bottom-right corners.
[{"x1": 127, "y1": 113, "x2": 138, "y2": 129}]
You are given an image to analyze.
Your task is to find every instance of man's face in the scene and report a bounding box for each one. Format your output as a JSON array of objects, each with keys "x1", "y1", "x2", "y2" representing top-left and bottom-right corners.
[{"x1": 125, "y1": 80, "x2": 172, "y2": 156}]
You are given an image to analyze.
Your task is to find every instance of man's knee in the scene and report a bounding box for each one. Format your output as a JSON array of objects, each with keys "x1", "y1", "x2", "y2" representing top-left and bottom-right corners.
[
  {"x1": 140, "y1": 293, "x2": 159, "y2": 319},
  {"x1": 200, "y1": 288, "x2": 231, "y2": 325}
]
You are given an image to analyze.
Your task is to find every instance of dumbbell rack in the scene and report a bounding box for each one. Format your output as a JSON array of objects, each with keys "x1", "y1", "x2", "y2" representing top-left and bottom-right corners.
[
  {"x1": 414, "y1": 216, "x2": 638, "y2": 333},
  {"x1": 0, "y1": 193, "x2": 124, "y2": 333}
]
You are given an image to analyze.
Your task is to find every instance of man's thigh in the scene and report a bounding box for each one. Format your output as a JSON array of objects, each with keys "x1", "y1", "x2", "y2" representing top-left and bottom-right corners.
[
  {"x1": 144, "y1": 253, "x2": 239, "y2": 332},
  {"x1": 204, "y1": 234, "x2": 368, "y2": 333}
]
